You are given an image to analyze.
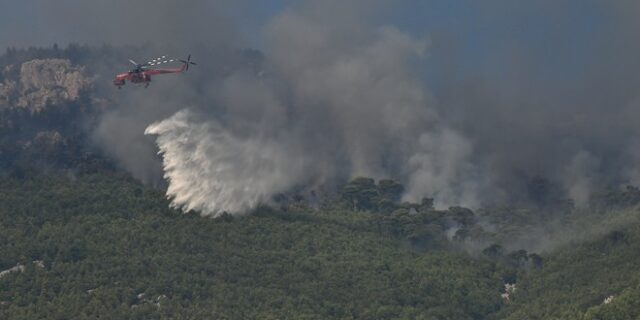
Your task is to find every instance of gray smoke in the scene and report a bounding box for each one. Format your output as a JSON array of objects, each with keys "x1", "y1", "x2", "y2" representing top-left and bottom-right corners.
[
  {"x1": 9, "y1": 0, "x2": 640, "y2": 215},
  {"x1": 423, "y1": 1, "x2": 640, "y2": 206},
  {"x1": 113, "y1": 1, "x2": 640, "y2": 215},
  {"x1": 0, "y1": 0, "x2": 241, "y2": 49},
  {"x1": 145, "y1": 5, "x2": 478, "y2": 215},
  {"x1": 92, "y1": 81, "x2": 192, "y2": 185}
]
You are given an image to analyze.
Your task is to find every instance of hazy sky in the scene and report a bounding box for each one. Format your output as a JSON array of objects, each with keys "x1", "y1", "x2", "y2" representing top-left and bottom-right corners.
[
  {"x1": 0, "y1": 0, "x2": 612, "y2": 80},
  {"x1": 0, "y1": 0, "x2": 280, "y2": 49}
]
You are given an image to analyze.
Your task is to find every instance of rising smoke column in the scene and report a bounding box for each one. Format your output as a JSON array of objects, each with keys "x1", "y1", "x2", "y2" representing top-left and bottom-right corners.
[
  {"x1": 144, "y1": 3, "x2": 479, "y2": 216},
  {"x1": 8, "y1": 0, "x2": 640, "y2": 213},
  {"x1": 95, "y1": 1, "x2": 640, "y2": 216}
]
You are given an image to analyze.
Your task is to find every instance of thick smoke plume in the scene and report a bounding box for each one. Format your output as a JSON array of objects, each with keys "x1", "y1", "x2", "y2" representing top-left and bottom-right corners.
[
  {"x1": 143, "y1": 1, "x2": 640, "y2": 215},
  {"x1": 145, "y1": 7, "x2": 477, "y2": 215},
  {"x1": 423, "y1": 0, "x2": 640, "y2": 207},
  {"x1": 12, "y1": 0, "x2": 640, "y2": 216}
]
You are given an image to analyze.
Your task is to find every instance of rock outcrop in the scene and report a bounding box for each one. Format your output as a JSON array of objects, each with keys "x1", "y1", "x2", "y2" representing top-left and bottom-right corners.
[{"x1": 0, "y1": 59, "x2": 92, "y2": 113}]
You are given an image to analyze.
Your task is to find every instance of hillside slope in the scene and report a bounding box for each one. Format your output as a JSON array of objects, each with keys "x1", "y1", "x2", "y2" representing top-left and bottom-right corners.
[
  {"x1": 3, "y1": 46, "x2": 640, "y2": 320},
  {"x1": 0, "y1": 172, "x2": 507, "y2": 319},
  {"x1": 496, "y1": 206, "x2": 640, "y2": 320}
]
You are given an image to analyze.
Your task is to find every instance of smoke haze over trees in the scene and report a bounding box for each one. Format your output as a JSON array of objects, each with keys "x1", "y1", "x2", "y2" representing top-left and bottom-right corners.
[
  {"x1": 5, "y1": 2, "x2": 640, "y2": 319},
  {"x1": 3, "y1": 1, "x2": 640, "y2": 214}
]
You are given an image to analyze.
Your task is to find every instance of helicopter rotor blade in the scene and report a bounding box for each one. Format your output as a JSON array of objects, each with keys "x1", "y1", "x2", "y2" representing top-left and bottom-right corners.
[{"x1": 179, "y1": 55, "x2": 196, "y2": 70}]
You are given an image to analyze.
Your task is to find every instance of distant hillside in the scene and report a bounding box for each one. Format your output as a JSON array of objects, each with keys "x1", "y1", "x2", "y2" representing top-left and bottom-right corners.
[
  {"x1": 497, "y1": 207, "x2": 640, "y2": 320},
  {"x1": 0, "y1": 172, "x2": 508, "y2": 319},
  {"x1": 0, "y1": 44, "x2": 263, "y2": 172},
  {"x1": 2, "y1": 45, "x2": 640, "y2": 319},
  {"x1": 2, "y1": 169, "x2": 640, "y2": 319}
]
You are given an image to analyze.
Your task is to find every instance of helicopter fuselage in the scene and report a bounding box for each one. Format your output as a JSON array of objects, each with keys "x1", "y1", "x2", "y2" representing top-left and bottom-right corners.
[
  {"x1": 113, "y1": 66, "x2": 186, "y2": 88},
  {"x1": 113, "y1": 55, "x2": 195, "y2": 89}
]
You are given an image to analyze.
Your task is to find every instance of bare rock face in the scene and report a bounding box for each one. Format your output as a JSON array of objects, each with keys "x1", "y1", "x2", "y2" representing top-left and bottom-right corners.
[
  {"x1": 0, "y1": 59, "x2": 92, "y2": 112},
  {"x1": 0, "y1": 80, "x2": 18, "y2": 106}
]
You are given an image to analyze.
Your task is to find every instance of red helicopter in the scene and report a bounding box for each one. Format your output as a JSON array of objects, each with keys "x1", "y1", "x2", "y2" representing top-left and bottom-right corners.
[{"x1": 113, "y1": 55, "x2": 196, "y2": 88}]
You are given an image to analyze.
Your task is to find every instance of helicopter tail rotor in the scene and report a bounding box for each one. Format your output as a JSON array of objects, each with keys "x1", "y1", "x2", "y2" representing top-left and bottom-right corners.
[{"x1": 179, "y1": 54, "x2": 197, "y2": 71}]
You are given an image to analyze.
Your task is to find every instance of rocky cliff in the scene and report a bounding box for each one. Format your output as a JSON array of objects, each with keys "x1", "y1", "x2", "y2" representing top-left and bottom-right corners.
[{"x1": 0, "y1": 59, "x2": 92, "y2": 113}]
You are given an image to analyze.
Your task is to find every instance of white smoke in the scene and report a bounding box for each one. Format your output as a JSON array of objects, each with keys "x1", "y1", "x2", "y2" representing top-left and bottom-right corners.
[
  {"x1": 563, "y1": 151, "x2": 600, "y2": 207},
  {"x1": 144, "y1": 4, "x2": 478, "y2": 216},
  {"x1": 404, "y1": 129, "x2": 480, "y2": 207}
]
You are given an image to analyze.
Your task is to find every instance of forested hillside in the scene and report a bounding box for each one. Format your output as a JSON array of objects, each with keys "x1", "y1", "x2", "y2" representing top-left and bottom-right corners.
[
  {"x1": 2, "y1": 45, "x2": 640, "y2": 319},
  {"x1": 0, "y1": 172, "x2": 508, "y2": 319},
  {"x1": 2, "y1": 170, "x2": 640, "y2": 319}
]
